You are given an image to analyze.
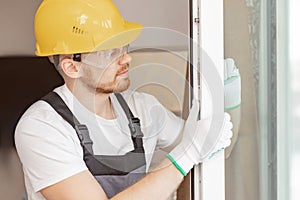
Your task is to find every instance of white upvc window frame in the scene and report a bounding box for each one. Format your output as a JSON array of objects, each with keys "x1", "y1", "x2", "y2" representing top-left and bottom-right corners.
[{"x1": 190, "y1": 0, "x2": 225, "y2": 199}]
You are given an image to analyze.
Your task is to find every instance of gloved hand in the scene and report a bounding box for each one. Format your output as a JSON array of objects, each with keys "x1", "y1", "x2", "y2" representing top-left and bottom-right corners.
[
  {"x1": 224, "y1": 58, "x2": 241, "y2": 110},
  {"x1": 167, "y1": 100, "x2": 233, "y2": 176}
]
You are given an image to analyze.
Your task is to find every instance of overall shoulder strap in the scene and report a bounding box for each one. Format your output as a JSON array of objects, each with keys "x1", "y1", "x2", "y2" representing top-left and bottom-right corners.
[
  {"x1": 41, "y1": 92, "x2": 94, "y2": 154},
  {"x1": 42, "y1": 92, "x2": 144, "y2": 150},
  {"x1": 41, "y1": 92, "x2": 79, "y2": 127},
  {"x1": 114, "y1": 93, "x2": 144, "y2": 149},
  {"x1": 114, "y1": 93, "x2": 134, "y2": 120}
]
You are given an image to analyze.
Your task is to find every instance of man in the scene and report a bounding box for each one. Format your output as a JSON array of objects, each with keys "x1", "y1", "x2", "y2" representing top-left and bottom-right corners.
[{"x1": 15, "y1": 0, "x2": 233, "y2": 199}]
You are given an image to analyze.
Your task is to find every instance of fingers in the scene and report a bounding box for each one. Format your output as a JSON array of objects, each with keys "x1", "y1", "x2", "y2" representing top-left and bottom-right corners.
[
  {"x1": 219, "y1": 125, "x2": 233, "y2": 141},
  {"x1": 217, "y1": 131, "x2": 232, "y2": 150},
  {"x1": 224, "y1": 112, "x2": 231, "y2": 121},
  {"x1": 223, "y1": 139, "x2": 231, "y2": 148},
  {"x1": 219, "y1": 112, "x2": 233, "y2": 147},
  {"x1": 224, "y1": 120, "x2": 233, "y2": 131},
  {"x1": 223, "y1": 112, "x2": 233, "y2": 130},
  {"x1": 220, "y1": 129, "x2": 233, "y2": 149},
  {"x1": 223, "y1": 129, "x2": 233, "y2": 140},
  {"x1": 224, "y1": 58, "x2": 239, "y2": 79},
  {"x1": 224, "y1": 58, "x2": 235, "y2": 80}
]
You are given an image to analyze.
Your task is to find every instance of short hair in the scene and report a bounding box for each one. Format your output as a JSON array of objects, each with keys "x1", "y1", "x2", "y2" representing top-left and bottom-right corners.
[
  {"x1": 53, "y1": 55, "x2": 60, "y2": 71},
  {"x1": 48, "y1": 55, "x2": 63, "y2": 75}
]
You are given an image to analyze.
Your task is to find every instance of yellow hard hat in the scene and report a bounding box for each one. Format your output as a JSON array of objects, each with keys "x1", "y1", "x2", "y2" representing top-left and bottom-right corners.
[{"x1": 34, "y1": 0, "x2": 143, "y2": 56}]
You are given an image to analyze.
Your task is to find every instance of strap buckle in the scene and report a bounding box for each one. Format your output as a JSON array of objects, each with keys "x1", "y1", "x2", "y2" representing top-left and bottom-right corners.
[
  {"x1": 128, "y1": 117, "x2": 143, "y2": 138},
  {"x1": 75, "y1": 124, "x2": 93, "y2": 145}
]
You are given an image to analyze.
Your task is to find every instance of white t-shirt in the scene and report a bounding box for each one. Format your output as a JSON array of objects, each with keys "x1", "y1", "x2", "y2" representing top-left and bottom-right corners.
[{"x1": 15, "y1": 85, "x2": 184, "y2": 200}]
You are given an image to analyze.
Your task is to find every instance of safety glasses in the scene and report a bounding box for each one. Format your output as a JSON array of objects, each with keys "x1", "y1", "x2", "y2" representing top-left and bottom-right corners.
[{"x1": 73, "y1": 45, "x2": 129, "y2": 69}]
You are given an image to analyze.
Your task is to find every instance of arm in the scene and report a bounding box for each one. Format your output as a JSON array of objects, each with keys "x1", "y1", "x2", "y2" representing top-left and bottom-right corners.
[
  {"x1": 40, "y1": 170, "x2": 107, "y2": 200},
  {"x1": 15, "y1": 105, "x2": 184, "y2": 200},
  {"x1": 41, "y1": 103, "x2": 232, "y2": 200},
  {"x1": 41, "y1": 100, "x2": 232, "y2": 200},
  {"x1": 114, "y1": 159, "x2": 183, "y2": 200},
  {"x1": 16, "y1": 101, "x2": 231, "y2": 200},
  {"x1": 40, "y1": 159, "x2": 183, "y2": 200}
]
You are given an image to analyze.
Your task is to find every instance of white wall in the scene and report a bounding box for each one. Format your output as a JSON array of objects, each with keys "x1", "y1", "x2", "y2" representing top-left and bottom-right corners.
[{"x1": 0, "y1": 0, "x2": 188, "y2": 56}]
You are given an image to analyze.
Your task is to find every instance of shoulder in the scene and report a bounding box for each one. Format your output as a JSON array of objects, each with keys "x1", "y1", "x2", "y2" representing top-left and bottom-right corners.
[
  {"x1": 15, "y1": 99, "x2": 86, "y2": 192},
  {"x1": 15, "y1": 99, "x2": 76, "y2": 151},
  {"x1": 16, "y1": 84, "x2": 74, "y2": 134},
  {"x1": 20, "y1": 99, "x2": 59, "y2": 120},
  {"x1": 16, "y1": 100, "x2": 68, "y2": 131}
]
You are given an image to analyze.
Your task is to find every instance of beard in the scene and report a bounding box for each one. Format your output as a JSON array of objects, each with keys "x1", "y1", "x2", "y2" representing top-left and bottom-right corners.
[
  {"x1": 95, "y1": 63, "x2": 131, "y2": 94},
  {"x1": 77, "y1": 63, "x2": 130, "y2": 94},
  {"x1": 96, "y1": 77, "x2": 130, "y2": 94}
]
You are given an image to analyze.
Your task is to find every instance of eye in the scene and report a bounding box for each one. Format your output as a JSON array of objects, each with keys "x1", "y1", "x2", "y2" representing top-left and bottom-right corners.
[
  {"x1": 111, "y1": 48, "x2": 122, "y2": 57},
  {"x1": 124, "y1": 45, "x2": 129, "y2": 53},
  {"x1": 104, "y1": 49, "x2": 116, "y2": 58}
]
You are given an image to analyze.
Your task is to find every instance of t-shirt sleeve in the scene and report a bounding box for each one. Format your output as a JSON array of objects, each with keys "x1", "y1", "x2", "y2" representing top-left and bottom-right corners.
[
  {"x1": 133, "y1": 93, "x2": 184, "y2": 149},
  {"x1": 15, "y1": 112, "x2": 87, "y2": 192},
  {"x1": 155, "y1": 106, "x2": 184, "y2": 148}
]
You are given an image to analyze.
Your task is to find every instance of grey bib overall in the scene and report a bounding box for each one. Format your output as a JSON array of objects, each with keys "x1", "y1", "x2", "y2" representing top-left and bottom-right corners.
[{"x1": 42, "y1": 92, "x2": 146, "y2": 198}]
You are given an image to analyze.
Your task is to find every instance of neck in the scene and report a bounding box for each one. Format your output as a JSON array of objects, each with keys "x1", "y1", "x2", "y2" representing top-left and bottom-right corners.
[{"x1": 66, "y1": 82, "x2": 115, "y2": 120}]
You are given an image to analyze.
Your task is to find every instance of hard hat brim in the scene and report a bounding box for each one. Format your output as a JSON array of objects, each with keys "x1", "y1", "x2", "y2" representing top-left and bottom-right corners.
[
  {"x1": 90, "y1": 21, "x2": 143, "y2": 53},
  {"x1": 35, "y1": 21, "x2": 143, "y2": 56}
]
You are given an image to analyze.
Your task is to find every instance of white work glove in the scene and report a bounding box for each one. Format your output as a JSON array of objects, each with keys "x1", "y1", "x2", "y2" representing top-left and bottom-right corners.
[
  {"x1": 224, "y1": 58, "x2": 241, "y2": 110},
  {"x1": 167, "y1": 100, "x2": 233, "y2": 176}
]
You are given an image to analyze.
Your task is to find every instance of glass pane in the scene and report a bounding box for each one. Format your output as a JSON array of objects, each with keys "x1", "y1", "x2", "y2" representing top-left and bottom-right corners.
[
  {"x1": 224, "y1": 1, "x2": 261, "y2": 199},
  {"x1": 278, "y1": 0, "x2": 300, "y2": 199},
  {"x1": 289, "y1": 0, "x2": 300, "y2": 199}
]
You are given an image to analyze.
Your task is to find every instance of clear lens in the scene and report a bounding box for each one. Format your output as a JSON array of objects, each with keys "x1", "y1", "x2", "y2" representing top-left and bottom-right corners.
[{"x1": 81, "y1": 45, "x2": 129, "y2": 68}]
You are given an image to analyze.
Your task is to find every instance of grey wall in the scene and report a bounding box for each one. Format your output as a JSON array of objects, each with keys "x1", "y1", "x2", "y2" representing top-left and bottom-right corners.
[{"x1": 0, "y1": 0, "x2": 41, "y2": 56}]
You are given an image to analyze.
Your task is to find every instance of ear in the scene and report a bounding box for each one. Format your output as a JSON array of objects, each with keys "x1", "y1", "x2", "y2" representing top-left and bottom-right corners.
[{"x1": 60, "y1": 57, "x2": 81, "y2": 78}]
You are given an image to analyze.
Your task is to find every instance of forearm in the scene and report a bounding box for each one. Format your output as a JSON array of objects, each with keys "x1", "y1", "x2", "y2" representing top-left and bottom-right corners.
[
  {"x1": 41, "y1": 159, "x2": 184, "y2": 200},
  {"x1": 112, "y1": 158, "x2": 184, "y2": 200}
]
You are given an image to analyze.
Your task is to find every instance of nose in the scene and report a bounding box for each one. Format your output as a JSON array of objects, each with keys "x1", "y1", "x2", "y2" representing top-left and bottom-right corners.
[{"x1": 118, "y1": 53, "x2": 132, "y2": 65}]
